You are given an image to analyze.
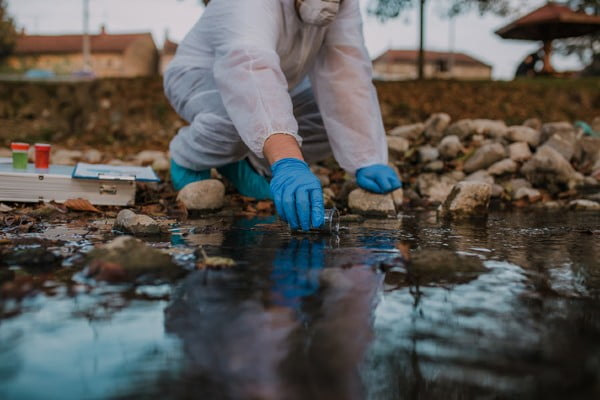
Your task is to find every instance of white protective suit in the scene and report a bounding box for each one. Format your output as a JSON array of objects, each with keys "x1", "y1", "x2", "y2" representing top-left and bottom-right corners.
[{"x1": 165, "y1": 0, "x2": 387, "y2": 175}]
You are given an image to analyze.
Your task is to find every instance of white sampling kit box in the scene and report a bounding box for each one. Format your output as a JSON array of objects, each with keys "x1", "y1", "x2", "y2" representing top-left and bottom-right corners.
[{"x1": 0, "y1": 160, "x2": 159, "y2": 206}]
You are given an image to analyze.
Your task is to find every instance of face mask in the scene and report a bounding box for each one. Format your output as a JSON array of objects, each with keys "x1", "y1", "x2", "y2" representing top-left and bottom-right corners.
[{"x1": 295, "y1": 0, "x2": 341, "y2": 26}]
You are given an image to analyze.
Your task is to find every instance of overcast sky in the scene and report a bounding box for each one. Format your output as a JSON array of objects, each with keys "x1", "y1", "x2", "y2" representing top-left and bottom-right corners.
[{"x1": 7, "y1": 0, "x2": 584, "y2": 79}]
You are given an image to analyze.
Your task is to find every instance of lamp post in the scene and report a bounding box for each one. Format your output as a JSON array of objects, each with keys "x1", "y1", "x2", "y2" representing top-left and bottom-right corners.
[{"x1": 82, "y1": 0, "x2": 91, "y2": 72}]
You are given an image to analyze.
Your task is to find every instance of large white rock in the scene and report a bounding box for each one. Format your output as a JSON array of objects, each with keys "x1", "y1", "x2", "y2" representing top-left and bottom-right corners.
[
  {"x1": 439, "y1": 182, "x2": 492, "y2": 217},
  {"x1": 177, "y1": 179, "x2": 225, "y2": 211},
  {"x1": 542, "y1": 133, "x2": 575, "y2": 161},
  {"x1": 568, "y1": 199, "x2": 600, "y2": 211},
  {"x1": 417, "y1": 172, "x2": 463, "y2": 203},
  {"x1": 508, "y1": 142, "x2": 532, "y2": 162},
  {"x1": 437, "y1": 135, "x2": 463, "y2": 160},
  {"x1": 463, "y1": 143, "x2": 506, "y2": 173},
  {"x1": 540, "y1": 121, "x2": 575, "y2": 144},
  {"x1": 521, "y1": 146, "x2": 582, "y2": 190},
  {"x1": 471, "y1": 119, "x2": 508, "y2": 139},
  {"x1": 348, "y1": 188, "x2": 396, "y2": 217},
  {"x1": 114, "y1": 209, "x2": 161, "y2": 235},
  {"x1": 507, "y1": 126, "x2": 541, "y2": 147}
]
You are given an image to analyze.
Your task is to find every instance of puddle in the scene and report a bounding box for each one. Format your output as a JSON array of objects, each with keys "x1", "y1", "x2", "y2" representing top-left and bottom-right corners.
[{"x1": 0, "y1": 211, "x2": 599, "y2": 399}]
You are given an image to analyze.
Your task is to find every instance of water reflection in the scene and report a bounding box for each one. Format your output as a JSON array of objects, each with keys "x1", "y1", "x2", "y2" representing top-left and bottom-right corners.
[{"x1": 163, "y1": 221, "x2": 383, "y2": 400}]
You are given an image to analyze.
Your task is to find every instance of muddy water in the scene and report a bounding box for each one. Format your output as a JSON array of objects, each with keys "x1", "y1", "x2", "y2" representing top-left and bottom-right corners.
[{"x1": 1, "y1": 211, "x2": 599, "y2": 400}]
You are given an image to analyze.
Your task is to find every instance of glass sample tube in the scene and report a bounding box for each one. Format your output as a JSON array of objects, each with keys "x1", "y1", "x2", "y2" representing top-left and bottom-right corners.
[
  {"x1": 291, "y1": 208, "x2": 340, "y2": 234},
  {"x1": 11, "y1": 142, "x2": 29, "y2": 170}
]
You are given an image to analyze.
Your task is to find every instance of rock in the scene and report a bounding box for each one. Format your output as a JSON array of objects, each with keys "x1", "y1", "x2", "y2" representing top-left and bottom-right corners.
[
  {"x1": 438, "y1": 182, "x2": 492, "y2": 218},
  {"x1": 521, "y1": 146, "x2": 582, "y2": 191},
  {"x1": 51, "y1": 149, "x2": 83, "y2": 165},
  {"x1": 514, "y1": 187, "x2": 541, "y2": 202},
  {"x1": 417, "y1": 172, "x2": 463, "y2": 203},
  {"x1": 387, "y1": 136, "x2": 410, "y2": 159},
  {"x1": 471, "y1": 119, "x2": 508, "y2": 139},
  {"x1": 424, "y1": 113, "x2": 451, "y2": 141},
  {"x1": 86, "y1": 236, "x2": 180, "y2": 282},
  {"x1": 388, "y1": 123, "x2": 424, "y2": 140},
  {"x1": 542, "y1": 133, "x2": 575, "y2": 161},
  {"x1": 593, "y1": 116, "x2": 600, "y2": 133},
  {"x1": 523, "y1": 118, "x2": 542, "y2": 131},
  {"x1": 348, "y1": 188, "x2": 396, "y2": 217},
  {"x1": 323, "y1": 187, "x2": 336, "y2": 207},
  {"x1": 507, "y1": 126, "x2": 541, "y2": 147},
  {"x1": 540, "y1": 122, "x2": 575, "y2": 144},
  {"x1": 487, "y1": 158, "x2": 518, "y2": 176},
  {"x1": 577, "y1": 137, "x2": 600, "y2": 167},
  {"x1": 424, "y1": 160, "x2": 445, "y2": 172},
  {"x1": 177, "y1": 179, "x2": 225, "y2": 211},
  {"x1": 568, "y1": 199, "x2": 600, "y2": 211},
  {"x1": 508, "y1": 142, "x2": 532, "y2": 162},
  {"x1": 114, "y1": 209, "x2": 161, "y2": 235},
  {"x1": 437, "y1": 135, "x2": 463, "y2": 160},
  {"x1": 418, "y1": 145, "x2": 439, "y2": 163},
  {"x1": 504, "y1": 178, "x2": 532, "y2": 195},
  {"x1": 464, "y1": 170, "x2": 494, "y2": 185},
  {"x1": 152, "y1": 157, "x2": 170, "y2": 172},
  {"x1": 491, "y1": 184, "x2": 505, "y2": 198},
  {"x1": 463, "y1": 143, "x2": 506, "y2": 173},
  {"x1": 445, "y1": 119, "x2": 474, "y2": 140},
  {"x1": 83, "y1": 149, "x2": 103, "y2": 164},
  {"x1": 136, "y1": 150, "x2": 168, "y2": 166},
  {"x1": 391, "y1": 188, "x2": 404, "y2": 209},
  {"x1": 4, "y1": 247, "x2": 62, "y2": 271}
]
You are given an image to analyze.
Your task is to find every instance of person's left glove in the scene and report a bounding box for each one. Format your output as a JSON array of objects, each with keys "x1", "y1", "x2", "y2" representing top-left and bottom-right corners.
[
  {"x1": 356, "y1": 164, "x2": 402, "y2": 194},
  {"x1": 270, "y1": 158, "x2": 324, "y2": 231}
]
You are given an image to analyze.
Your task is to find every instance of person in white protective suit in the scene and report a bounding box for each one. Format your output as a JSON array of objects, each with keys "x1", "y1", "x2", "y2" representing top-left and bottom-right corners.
[{"x1": 165, "y1": 0, "x2": 401, "y2": 231}]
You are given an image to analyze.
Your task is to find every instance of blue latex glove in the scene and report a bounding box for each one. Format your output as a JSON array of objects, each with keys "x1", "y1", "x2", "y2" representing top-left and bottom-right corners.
[
  {"x1": 356, "y1": 164, "x2": 402, "y2": 194},
  {"x1": 270, "y1": 158, "x2": 324, "y2": 231}
]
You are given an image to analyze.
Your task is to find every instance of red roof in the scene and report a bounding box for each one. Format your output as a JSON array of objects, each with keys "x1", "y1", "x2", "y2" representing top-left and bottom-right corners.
[
  {"x1": 373, "y1": 49, "x2": 491, "y2": 68},
  {"x1": 14, "y1": 32, "x2": 154, "y2": 55},
  {"x1": 496, "y1": 2, "x2": 600, "y2": 40},
  {"x1": 162, "y1": 39, "x2": 178, "y2": 55}
]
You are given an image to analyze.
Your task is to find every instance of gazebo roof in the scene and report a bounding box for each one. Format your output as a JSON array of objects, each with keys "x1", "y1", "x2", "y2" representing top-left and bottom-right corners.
[{"x1": 495, "y1": 2, "x2": 600, "y2": 41}]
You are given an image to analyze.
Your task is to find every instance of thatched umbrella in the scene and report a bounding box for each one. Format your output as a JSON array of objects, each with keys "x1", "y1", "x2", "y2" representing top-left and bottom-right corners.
[{"x1": 495, "y1": 2, "x2": 600, "y2": 74}]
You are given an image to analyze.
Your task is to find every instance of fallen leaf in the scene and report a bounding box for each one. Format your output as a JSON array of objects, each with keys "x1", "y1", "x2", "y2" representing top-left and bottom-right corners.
[
  {"x1": 0, "y1": 203, "x2": 13, "y2": 213},
  {"x1": 256, "y1": 200, "x2": 273, "y2": 212},
  {"x1": 64, "y1": 198, "x2": 101, "y2": 213}
]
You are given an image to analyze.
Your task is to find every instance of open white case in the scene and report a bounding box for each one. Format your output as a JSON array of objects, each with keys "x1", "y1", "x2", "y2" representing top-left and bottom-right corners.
[{"x1": 0, "y1": 159, "x2": 160, "y2": 206}]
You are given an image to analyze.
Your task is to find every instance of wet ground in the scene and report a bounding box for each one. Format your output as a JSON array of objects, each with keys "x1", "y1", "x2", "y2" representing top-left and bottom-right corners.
[{"x1": 0, "y1": 210, "x2": 599, "y2": 400}]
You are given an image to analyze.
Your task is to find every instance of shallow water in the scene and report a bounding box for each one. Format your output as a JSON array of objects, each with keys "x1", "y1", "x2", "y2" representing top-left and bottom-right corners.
[{"x1": 1, "y1": 211, "x2": 599, "y2": 400}]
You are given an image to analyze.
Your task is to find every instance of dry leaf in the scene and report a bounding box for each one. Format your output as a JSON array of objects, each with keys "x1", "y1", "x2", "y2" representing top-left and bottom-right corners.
[
  {"x1": 0, "y1": 203, "x2": 13, "y2": 213},
  {"x1": 256, "y1": 200, "x2": 273, "y2": 212},
  {"x1": 64, "y1": 198, "x2": 101, "y2": 213},
  {"x1": 197, "y1": 256, "x2": 236, "y2": 270}
]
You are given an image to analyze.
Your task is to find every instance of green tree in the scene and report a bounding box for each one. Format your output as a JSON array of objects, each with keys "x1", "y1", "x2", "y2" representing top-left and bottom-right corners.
[
  {"x1": 0, "y1": 0, "x2": 16, "y2": 62},
  {"x1": 367, "y1": 0, "x2": 515, "y2": 79},
  {"x1": 554, "y1": 0, "x2": 600, "y2": 76}
]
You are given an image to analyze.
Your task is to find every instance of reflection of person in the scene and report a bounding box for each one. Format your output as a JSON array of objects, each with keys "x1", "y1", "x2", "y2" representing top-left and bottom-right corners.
[
  {"x1": 515, "y1": 51, "x2": 541, "y2": 78},
  {"x1": 165, "y1": 0, "x2": 401, "y2": 231},
  {"x1": 164, "y1": 234, "x2": 382, "y2": 399}
]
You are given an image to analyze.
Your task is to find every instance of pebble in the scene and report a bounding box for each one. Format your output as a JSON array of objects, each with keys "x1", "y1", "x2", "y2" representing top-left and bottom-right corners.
[
  {"x1": 523, "y1": 118, "x2": 542, "y2": 131},
  {"x1": 391, "y1": 188, "x2": 404, "y2": 208},
  {"x1": 568, "y1": 199, "x2": 600, "y2": 211},
  {"x1": 83, "y1": 149, "x2": 103, "y2": 164},
  {"x1": 507, "y1": 126, "x2": 541, "y2": 147},
  {"x1": 445, "y1": 119, "x2": 474, "y2": 140},
  {"x1": 177, "y1": 179, "x2": 225, "y2": 211},
  {"x1": 464, "y1": 170, "x2": 495, "y2": 185},
  {"x1": 487, "y1": 158, "x2": 518, "y2": 176},
  {"x1": 521, "y1": 146, "x2": 582, "y2": 190},
  {"x1": 505, "y1": 178, "x2": 532, "y2": 195},
  {"x1": 51, "y1": 149, "x2": 83, "y2": 165},
  {"x1": 437, "y1": 135, "x2": 463, "y2": 159},
  {"x1": 471, "y1": 119, "x2": 508, "y2": 139},
  {"x1": 418, "y1": 145, "x2": 439, "y2": 163},
  {"x1": 508, "y1": 142, "x2": 532, "y2": 162},
  {"x1": 114, "y1": 209, "x2": 161, "y2": 235},
  {"x1": 463, "y1": 143, "x2": 506, "y2": 173},
  {"x1": 348, "y1": 188, "x2": 396, "y2": 217},
  {"x1": 540, "y1": 121, "x2": 575, "y2": 144},
  {"x1": 514, "y1": 187, "x2": 542, "y2": 202},
  {"x1": 388, "y1": 123, "x2": 424, "y2": 140},
  {"x1": 424, "y1": 160, "x2": 445, "y2": 172},
  {"x1": 438, "y1": 181, "x2": 492, "y2": 218},
  {"x1": 417, "y1": 172, "x2": 463, "y2": 204},
  {"x1": 387, "y1": 136, "x2": 410, "y2": 158},
  {"x1": 424, "y1": 113, "x2": 451, "y2": 141},
  {"x1": 542, "y1": 133, "x2": 575, "y2": 161}
]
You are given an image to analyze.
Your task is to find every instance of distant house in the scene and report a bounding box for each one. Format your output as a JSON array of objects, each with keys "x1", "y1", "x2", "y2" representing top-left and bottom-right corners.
[
  {"x1": 6, "y1": 26, "x2": 159, "y2": 78},
  {"x1": 373, "y1": 49, "x2": 492, "y2": 80},
  {"x1": 160, "y1": 38, "x2": 178, "y2": 75}
]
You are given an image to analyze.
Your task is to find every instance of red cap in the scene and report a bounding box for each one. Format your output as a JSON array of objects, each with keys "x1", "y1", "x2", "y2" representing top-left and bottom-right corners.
[
  {"x1": 35, "y1": 143, "x2": 51, "y2": 150},
  {"x1": 11, "y1": 142, "x2": 30, "y2": 151}
]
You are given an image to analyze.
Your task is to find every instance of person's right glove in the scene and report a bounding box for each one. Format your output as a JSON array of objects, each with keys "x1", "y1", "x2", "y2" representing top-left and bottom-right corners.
[
  {"x1": 355, "y1": 164, "x2": 402, "y2": 194},
  {"x1": 270, "y1": 158, "x2": 324, "y2": 231}
]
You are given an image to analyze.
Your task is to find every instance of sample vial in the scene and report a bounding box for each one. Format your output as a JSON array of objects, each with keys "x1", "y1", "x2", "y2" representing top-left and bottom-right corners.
[
  {"x1": 34, "y1": 143, "x2": 51, "y2": 169},
  {"x1": 11, "y1": 142, "x2": 29, "y2": 170},
  {"x1": 291, "y1": 208, "x2": 340, "y2": 234}
]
